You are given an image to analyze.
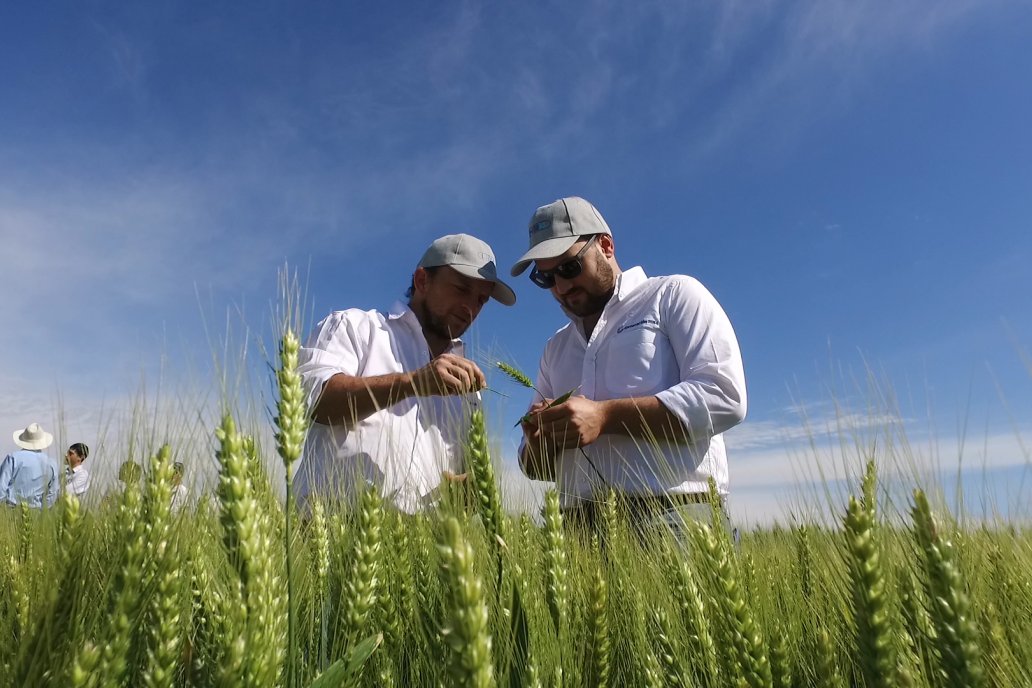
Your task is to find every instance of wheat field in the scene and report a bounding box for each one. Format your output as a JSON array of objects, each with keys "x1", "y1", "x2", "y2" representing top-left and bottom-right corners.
[{"x1": 1, "y1": 330, "x2": 1029, "y2": 688}]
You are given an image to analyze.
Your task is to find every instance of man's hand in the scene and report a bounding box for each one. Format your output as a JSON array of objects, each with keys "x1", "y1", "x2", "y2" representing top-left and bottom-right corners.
[
  {"x1": 441, "y1": 469, "x2": 468, "y2": 483},
  {"x1": 525, "y1": 395, "x2": 606, "y2": 450},
  {"x1": 410, "y1": 354, "x2": 486, "y2": 397},
  {"x1": 520, "y1": 398, "x2": 552, "y2": 441}
]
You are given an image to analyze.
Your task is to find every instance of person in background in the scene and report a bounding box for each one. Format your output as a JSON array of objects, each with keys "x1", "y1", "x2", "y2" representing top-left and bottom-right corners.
[
  {"x1": 512, "y1": 197, "x2": 747, "y2": 535},
  {"x1": 170, "y1": 461, "x2": 188, "y2": 513},
  {"x1": 65, "y1": 443, "x2": 91, "y2": 497},
  {"x1": 1, "y1": 422, "x2": 60, "y2": 509},
  {"x1": 296, "y1": 233, "x2": 516, "y2": 513},
  {"x1": 117, "y1": 459, "x2": 142, "y2": 487}
]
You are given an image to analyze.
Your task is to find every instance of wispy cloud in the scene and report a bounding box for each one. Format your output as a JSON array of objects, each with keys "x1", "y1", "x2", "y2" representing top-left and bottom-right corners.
[
  {"x1": 723, "y1": 402, "x2": 1032, "y2": 524},
  {"x1": 683, "y1": 0, "x2": 1014, "y2": 157}
]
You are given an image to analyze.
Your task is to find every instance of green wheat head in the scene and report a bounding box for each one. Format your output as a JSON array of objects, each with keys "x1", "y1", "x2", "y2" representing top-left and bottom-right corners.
[
  {"x1": 437, "y1": 516, "x2": 495, "y2": 688},
  {"x1": 496, "y1": 361, "x2": 536, "y2": 390},
  {"x1": 911, "y1": 489, "x2": 985, "y2": 688}
]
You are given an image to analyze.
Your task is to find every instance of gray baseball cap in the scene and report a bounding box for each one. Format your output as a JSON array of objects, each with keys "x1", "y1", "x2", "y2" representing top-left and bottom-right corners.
[
  {"x1": 510, "y1": 197, "x2": 612, "y2": 276},
  {"x1": 418, "y1": 233, "x2": 516, "y2": 306}
]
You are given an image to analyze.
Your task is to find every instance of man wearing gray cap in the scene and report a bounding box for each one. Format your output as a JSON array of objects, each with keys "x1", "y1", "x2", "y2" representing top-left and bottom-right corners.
[
  {"x1": 2, "y1": 423, "x2": 60, "y2": 509},
  {"x1": 512, "y1": 197, "x2": 746, "y2": 533},
  {"x1": 296, "y1": 233, "x2": 516, "y2": 512}
]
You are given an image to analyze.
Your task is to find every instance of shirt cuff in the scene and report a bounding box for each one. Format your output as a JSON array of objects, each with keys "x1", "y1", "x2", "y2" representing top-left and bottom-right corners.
[{"x1": 654, "y1": 386, "x2": 714, "y2": 443}]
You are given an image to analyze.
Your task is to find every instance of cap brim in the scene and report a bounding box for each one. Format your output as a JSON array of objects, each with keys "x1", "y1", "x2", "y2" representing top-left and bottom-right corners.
[
  {"x1": 450, "y1": 264, "x2": 517, "y2": 306},
  {"x1": 509, "y1": 236, "x2": 580, "y2": 276}
]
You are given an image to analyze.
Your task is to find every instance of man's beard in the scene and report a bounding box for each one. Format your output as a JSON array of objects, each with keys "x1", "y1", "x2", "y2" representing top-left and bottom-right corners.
[
  {"x1": 561, "y1": 259, "x2": 616, "y2": 318},
  {"x1": 422, "y1": 309, "x2": 469, "y2": 341}
]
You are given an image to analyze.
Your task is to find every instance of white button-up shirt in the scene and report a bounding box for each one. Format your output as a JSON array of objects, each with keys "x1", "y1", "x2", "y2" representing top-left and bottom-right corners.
[
  {"x1": 67, "y1": 464, "x2": 90, "y2": 497},
  {"x1": 296, "y1": 301, "x2": 476, "y2": 512},
  {"x1": 523, "y1": 267, "x2": 747, "y2": 508}
]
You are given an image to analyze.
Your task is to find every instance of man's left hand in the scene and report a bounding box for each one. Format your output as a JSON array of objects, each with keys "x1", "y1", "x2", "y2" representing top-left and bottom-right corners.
[{"x1": 534, "y1": 395, "x2": 606, "y2": 449}]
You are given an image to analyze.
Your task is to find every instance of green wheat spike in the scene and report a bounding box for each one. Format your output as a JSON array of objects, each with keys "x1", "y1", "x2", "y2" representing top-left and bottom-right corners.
[
  {"x1": 497, "y1": 361, "x2": 577, "y2": 424},
  {"x1": 496, "y1": 361, "x2": 536, "y2": 389}
]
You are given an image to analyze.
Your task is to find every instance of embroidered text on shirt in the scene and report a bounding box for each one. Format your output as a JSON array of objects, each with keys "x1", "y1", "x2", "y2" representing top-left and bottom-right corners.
[{"x1": 617, "y1": 318, "x2": 659, "y2": 334}]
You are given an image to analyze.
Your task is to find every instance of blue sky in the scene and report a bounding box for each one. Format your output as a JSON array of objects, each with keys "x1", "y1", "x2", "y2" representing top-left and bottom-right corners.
[{"x1": 2, "y1": 1, "x2": 1030, "y2": 522}]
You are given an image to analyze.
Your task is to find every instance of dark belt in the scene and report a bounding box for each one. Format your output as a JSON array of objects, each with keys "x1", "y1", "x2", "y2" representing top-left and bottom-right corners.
[
  {"x1": 624, "y1": 491, "x2": 720, "y2": 511},
  {"x1": 563, "y1": 491, "x2": 720, "y2": 517}
]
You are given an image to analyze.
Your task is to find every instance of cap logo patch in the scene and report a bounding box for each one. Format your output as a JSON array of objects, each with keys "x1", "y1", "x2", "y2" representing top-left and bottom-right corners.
[{"x1": 530, "y1": 220, "x2": 551, "y2": 236}]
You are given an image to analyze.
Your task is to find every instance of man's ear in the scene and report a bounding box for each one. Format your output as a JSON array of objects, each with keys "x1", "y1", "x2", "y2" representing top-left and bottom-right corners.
[
  {"x1": 597, "y1": 233, "x2": 615, "y2": 258},
  {"x1": 412, "y1": 267, "x2": 430, "y2": 293}
]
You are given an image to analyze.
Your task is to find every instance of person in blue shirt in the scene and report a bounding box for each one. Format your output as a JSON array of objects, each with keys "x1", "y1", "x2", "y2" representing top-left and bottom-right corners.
[{"x1": 1, "y1": 422, "x2": 59, "y2": 509}]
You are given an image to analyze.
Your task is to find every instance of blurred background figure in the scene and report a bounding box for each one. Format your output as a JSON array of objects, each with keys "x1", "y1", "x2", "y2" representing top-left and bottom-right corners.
[
  {"x1": 65, "y1": 442, "x2": 91, "y2": 497},
  {"x1": 117, "y1": 459, "x2": 142, "y2": 487},
  {"x1": 170, "y1": 461, "x2": 188, "y2": 513},
  {"x1": 1, "y1": 422, "x2": 59, "y2": 509}
]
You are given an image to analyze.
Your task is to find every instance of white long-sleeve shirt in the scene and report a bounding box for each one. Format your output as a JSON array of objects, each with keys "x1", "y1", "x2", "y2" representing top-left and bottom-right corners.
[
  {"x1": 296, "y1": 302, "x2": 476, "y2": 513},
  {"x1": 66, "y1": 464, "x2": 90, "y2": 497},
  {"x1": 522, "y1": 267, "x2": 747, "y2": 508}
]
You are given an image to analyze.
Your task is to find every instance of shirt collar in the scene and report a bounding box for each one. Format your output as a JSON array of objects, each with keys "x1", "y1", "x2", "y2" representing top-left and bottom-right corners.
[
  {"x1": 560, "y1": 266, "x2": 649, "y2": 326},
  {"x1": 614, "y1": 266, "x2": 648, "y2": 301}
]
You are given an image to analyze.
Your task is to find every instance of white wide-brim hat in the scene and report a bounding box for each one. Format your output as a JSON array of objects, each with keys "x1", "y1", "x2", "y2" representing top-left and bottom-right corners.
[{"x1": 13, "y1": 422, "x2": 54, "y2": 451}]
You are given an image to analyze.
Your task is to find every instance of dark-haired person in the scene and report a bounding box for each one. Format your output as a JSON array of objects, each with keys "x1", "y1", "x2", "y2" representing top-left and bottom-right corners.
[
  {"x1": 512, "y1": 197, "x2": 747, "y2": 534},
  {"x1": 1, "y1": 423, "x2": 59, "y2": 509},
  {"x1": 65, "y1": 443, "x2": 91, "y2": 497},
  {"x1": 296, "y1": 234, "x2": 516, "y2": 513}
]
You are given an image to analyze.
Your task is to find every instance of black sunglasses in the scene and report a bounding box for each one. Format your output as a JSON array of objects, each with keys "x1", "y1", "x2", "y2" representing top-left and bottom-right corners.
[{"x1": 530, "y1": 235, "x2": 598, "y2": 289}]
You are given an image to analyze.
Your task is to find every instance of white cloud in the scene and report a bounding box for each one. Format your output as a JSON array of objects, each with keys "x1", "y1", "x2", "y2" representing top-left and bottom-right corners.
[
  {"x1": 723, "y1": 403, "x2": 1032, "y2": 524},
  {"x1": 689, "y1": 0, "x2": 1014, "y2": 156}
]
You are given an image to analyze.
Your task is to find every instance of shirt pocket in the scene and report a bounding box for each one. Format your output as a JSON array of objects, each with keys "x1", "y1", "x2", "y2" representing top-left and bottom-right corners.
[{"x1": 598, "y1": 326, "x2": 665, "y2": 398}]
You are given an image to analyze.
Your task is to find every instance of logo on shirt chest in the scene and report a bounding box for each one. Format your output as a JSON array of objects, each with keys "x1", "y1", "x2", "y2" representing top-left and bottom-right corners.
[{"x1": 616, "y1": 317, "x2": 659, "y2": 334}]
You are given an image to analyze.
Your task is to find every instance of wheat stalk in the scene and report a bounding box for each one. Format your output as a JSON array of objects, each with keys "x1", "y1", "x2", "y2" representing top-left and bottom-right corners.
[
  {"x1": 438, "y1": 516, "x2": 495, "y2": 688},
  {"x1": 340, "y1": 485, "x2": 383, "y2": 658},
  {"x1": 666, "y1": 552, "x2": 718, "y2": 687},
  {"x1": 542, "y1": 489, "x2": 568, "y2": 641},
  {"x1": 911, "y1": 489, "x2": 985, "y2": 688},
  {"x1": 143, "y1": 445, "x2": 183, "y2": 688},
  {"x1": 216, "y1": 414, "x2": 286, "y2": 687},
  {"x1": 651, "y1": 608, "x2": 688, "y2": 688},
  {"x1": 13, "y1": 492, "x2": 82, "y2": 687},
  {"x1": 276, "y1": 327, "x2": 308, "y2": 688},
  {"x1": 689, "y1": 520, "x2": 772, "y2": 688},
  {"x1": 309, "y1": 497, "x2": 331, "y2": 670},
  {"x1": 768, "y1": 618, "x2": 792, "y2": 688},
  {"x1": 466, "y1": 407, "x2": 506, "y2": 575},
  {"x1": 587, "y1": 552, "x2": 611, "y2": 688},
  {"x1": 843, "y1": 494, "x2": 896, "y2": 688},
  {"x1": 91, "y1": 473, "x2": 147, "y2": 688}
]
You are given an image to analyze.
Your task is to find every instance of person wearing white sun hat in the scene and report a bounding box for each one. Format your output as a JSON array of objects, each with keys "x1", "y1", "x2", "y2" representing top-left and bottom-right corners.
[
  {"x1": 296, "y1": 233, "x2": 516, "y2": 513},
  {"x1": 2, "y1": 422, "x2": 60, "y2": 509}
]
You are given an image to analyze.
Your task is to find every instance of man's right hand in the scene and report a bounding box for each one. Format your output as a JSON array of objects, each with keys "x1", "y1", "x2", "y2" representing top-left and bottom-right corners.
[
  {"x1": 519, "y1": 398, "x2": 551, "y2": 437},
  {"x1": 519, "y1": 397, "x2": 559, "y2": 481},
  {"x1": 411, "y1": 354, "x2": 486, "y2": 396}
]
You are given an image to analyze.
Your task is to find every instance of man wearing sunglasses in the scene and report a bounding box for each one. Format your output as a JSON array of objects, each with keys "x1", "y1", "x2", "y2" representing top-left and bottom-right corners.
[
  {"x1": 296, "y1": 233, "x2": 516, "y2": 513},
  {"x1": 512, "y1": 197, "x2": 746, "y2": 534}
]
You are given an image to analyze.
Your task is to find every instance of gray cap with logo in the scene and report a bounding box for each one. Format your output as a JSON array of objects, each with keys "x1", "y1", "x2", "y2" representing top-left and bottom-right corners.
[
  {"x1": 418, "y1": 233, "x2": 516, "y2": 306},
  {"x1": 510, "y1": 196, "x2": 612, "y2": 276}
]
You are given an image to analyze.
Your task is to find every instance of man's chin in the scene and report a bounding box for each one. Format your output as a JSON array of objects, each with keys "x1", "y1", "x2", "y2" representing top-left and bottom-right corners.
[
  {"x1": 563, "y1": 298, "x2": 606, "y2": 319},
  {"x1": 450, "y1": 318, "x2": 473, "y2": 337},
  {"x1": 561, "y1": 296, "x2": 590, "y2": 315}
]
